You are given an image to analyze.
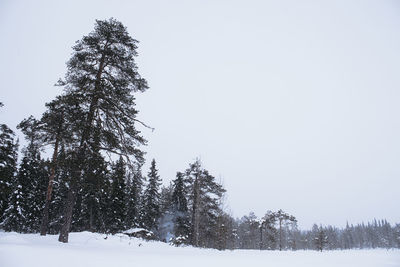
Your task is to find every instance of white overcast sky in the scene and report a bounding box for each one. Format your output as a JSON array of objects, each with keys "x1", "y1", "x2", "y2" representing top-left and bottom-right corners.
[{"x1": 1, "y1": 0, "x2": 399, "y2": 228}]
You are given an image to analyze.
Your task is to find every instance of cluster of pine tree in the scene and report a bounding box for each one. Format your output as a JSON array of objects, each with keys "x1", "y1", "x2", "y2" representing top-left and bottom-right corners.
[
  {"x1": 0, "y1": 18, "x2": 399, "y2": 251},
  {"x1": 0, "y1": 116, "x2": 228, "y2": 247}
]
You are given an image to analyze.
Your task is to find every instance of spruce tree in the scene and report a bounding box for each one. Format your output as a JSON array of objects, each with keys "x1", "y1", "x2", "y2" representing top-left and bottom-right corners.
[
  {"x1": 1, "y1": 147, "x2": 47, "y2": 233},
  {"x1": 97, "y1": 174, "x2": 112, "y2": 233},
  {"x1": 108, "y1": 156, "x2": 127, "y2": 233},
  {"x1": 74, "y1": 148, "x2": 109, "y2": 232},
  {"x1": 16, "y1": 116, "x2": 48, "y2": 232},
  {"x1": 142, "y1": 159, "x2": 161, "y2": 231},
  {"x1": 125, "y1": 163, "x2": 143, "y2": 229},
  {"x1": 47, "y1": 146, "x2": 71, "y2": 234},
  {"x1": 0, "y1": 122, "x2": 18, "y2": 222},
  {"x1": 1, "y1": 173, "x2": 25, "y2": 232},
  {"x1": 171, "y1": 172, "x2": 190, "y2": 244}
]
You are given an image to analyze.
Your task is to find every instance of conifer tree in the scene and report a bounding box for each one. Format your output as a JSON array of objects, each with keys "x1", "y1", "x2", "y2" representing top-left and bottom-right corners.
[
  {"x1": 16, "y1": 117, "x2": 48, "y2": 232},
  {"x1": 53, "y1": 18, "x2": 149, "y2": 242},
  {"x1": 107, "y1": 157, "x2": 127, "y2": 233},
  {"x1": 10, "y1": 149, "x2": 47, "y2": 232},
  {"x1": 1, "y1": 173, "x2": 25, "y2": 232},
  {"x1": 237, "y1": 212, "x2": 260, "y2": 249},
  {"x1": 142, "y1": 159, "x2": 161, "y2": 231},
  {"x1": 273, "y1": 209, "x2": 297, "y2": 251},
  {"x1": 216, "y1": 211, "x2": 235, "y2": 250},
  {"x1": 37, "y1": 97, "x2": 74, "y2": 235},
  {"x1": 171, "y1": 172, "x2": 190, "y2": 243},
  {"x1": 47, "y1": 146, "x2": 69, "y2": 234},
  {"x1": 184, "y1": 160, "x2": 225, "y2": 247},
  {"x1": 125, "y1": 163, "x2": 143, "y2": 229},
  {"x1": 1, "y1": 114, "x2": 45, "y2": 233},
  {"x1": 13, "y1": 100, "x2": 74, "y2": 235},
  {"x1": 0, "y1": 120, "x2": 18, "y2": 221},
  {"x1": 74, "y1": 148, "x2": 109, "y2": 232},
  {"x1": 313, "y1": 225, "x2": 328, "y2": 252}
]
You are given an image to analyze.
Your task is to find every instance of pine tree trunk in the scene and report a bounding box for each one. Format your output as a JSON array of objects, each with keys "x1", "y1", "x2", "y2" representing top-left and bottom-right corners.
[{"x1": 58, "y1": 188, "x2": 77, "y2": 242}]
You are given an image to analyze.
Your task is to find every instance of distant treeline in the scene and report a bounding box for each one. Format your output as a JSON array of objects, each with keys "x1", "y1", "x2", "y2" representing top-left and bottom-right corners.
[
  {"x1": 0, "y1": 18, "x2": 399, "y2": 250},
  {"x1": 234, "y1": 214, "x2": 399, "y2": 251}
]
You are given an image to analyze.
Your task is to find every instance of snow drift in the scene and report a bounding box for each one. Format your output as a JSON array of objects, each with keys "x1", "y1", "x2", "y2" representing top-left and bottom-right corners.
[{"x1": 0, "y1": 231, "x2": 399, "y2": 267}]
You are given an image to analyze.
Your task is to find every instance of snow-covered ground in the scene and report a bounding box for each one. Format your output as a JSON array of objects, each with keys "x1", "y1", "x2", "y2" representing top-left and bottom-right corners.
[{"x1": 0, "y1": 231, "x2": 399, "y2": 267}]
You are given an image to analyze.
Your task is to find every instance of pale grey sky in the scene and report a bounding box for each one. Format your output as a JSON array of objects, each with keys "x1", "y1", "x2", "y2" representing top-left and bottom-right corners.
[{"x1": 0, "y1": 0, "x2": 399, "y2": 228}]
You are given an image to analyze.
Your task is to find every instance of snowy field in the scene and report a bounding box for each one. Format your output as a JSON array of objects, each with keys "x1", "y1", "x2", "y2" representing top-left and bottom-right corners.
[{"x1": 0, "y1": 231, "x2": 399, "y2": 267}]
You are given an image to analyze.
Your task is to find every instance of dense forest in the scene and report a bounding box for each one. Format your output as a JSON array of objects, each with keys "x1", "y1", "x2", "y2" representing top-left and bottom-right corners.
[{"x1": 0, "y1": 18, "x2": 399, "y2": 250}]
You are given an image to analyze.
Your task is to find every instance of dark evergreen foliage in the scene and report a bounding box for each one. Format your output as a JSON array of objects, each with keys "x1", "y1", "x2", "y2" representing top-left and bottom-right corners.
[
  {"x1": 125, "y1": 163, "x2": 144, "y2": 229},
  {"x1": 184, "y1": 160, "x2": 226, "y2": 248},
  {"x1": 1, "y1": 117, "x2": 48, "y2": 232},
  {"x1": 1, "y1": 164, "x2": 26, "y2": 232},
  {"x1": 171, "y1": 172, "x2": 190, "y2": 244},
  {"x1": 47, "y1": 146, "x2": 72, "y2": 234},
  {"x1": 18, "y1": 118, "x2": 49, "y2": 232},
  {"x1": 141, "y1": 159, "x2": 161, "y2": 231},
  {"x1": 0, "y1": 123, "x2": 18, "y2": 221},
  {"x1": 73, "y1": 148, "x2": 109, "y2": 232},
  {"x1": 16, "y1": 148, "x2": 47, "y2": 232},
  {"x1": 108, "y1": 157, "x2": 127, "y2": 233}
]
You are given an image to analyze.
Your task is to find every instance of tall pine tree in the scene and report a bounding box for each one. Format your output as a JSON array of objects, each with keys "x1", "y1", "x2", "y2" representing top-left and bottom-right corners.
[{"x1": 52, "y1": 18, "x2": 149, "y2": 243}]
